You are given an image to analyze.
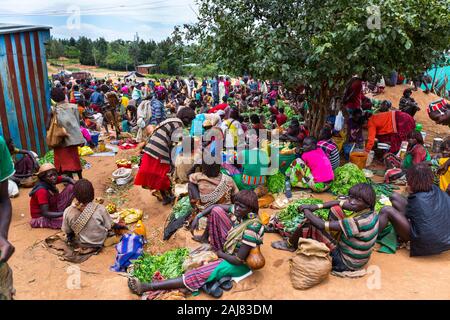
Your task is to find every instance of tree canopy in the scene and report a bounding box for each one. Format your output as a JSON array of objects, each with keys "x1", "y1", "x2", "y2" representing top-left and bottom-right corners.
[{"x1": 183, "y1": 0, "x2": 450, "y2": 133}]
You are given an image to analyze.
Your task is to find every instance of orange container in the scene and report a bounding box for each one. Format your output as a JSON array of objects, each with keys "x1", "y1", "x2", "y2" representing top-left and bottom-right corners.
[{"x1": 349, "y1": 151, "x2": 368, "y2": 169}]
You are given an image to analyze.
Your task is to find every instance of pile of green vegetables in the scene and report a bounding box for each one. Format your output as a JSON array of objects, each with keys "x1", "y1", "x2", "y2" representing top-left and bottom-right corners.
[
  {"x1": 330, "y1": 163, "x2": 368, "y2": 196},
  {"x1": 130, "y1": 155, "x2": 141, "y2": 165},
  {"x1": 131, "y1": 248, "x2": 189, "y2": 282},
  {"x1": 371, "y1": 182, "x2": 399, "y2": 213},
  {"x1": 171, "y1": 196, "x2": 193, "y2": 220},
  {"x1": 277, "y1": 100, "x2": 295, "y2": 118},
  {"x1": 38, "y1": 150, "x2": 87, "y2": 167},
  {"x1": 267, "y1": 171, "x2": 286, "y2": 193},
  {"x1": 277, "y1": 198, "x2": 328, "y2": 233}
]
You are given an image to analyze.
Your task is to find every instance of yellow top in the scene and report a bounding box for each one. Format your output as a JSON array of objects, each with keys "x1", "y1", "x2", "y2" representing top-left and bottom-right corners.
[{"x1": 439, "y1": 158, "x2": 450, "y2": 192}]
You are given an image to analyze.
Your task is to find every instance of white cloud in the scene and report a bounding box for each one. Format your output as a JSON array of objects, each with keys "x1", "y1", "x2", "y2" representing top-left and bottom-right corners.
[
  {"x1": 52, "y1": 22, "x2": 177, "y2": 41},
  {"x1": 0, "y1": 0, "x2": 198, "y2": 40}
]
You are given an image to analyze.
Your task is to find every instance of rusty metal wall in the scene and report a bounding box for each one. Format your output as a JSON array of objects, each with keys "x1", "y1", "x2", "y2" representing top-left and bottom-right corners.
[{"x1": 0, "y1": 29, "x2": 51, "y2": 156}]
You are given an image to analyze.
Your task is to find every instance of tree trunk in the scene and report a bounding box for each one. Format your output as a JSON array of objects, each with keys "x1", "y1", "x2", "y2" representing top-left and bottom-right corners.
[{"x1": 306, "y1": 84, "x2": 332, "y2": 137}]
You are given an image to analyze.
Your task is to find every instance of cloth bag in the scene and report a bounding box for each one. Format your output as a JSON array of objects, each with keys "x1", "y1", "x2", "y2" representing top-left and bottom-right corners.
[
  {"x1": 289, "y1": 238, "x2": 332, "y2": 290},
  {"x1": 46, "y1": 112, "x2": 68, "y2": 148}
]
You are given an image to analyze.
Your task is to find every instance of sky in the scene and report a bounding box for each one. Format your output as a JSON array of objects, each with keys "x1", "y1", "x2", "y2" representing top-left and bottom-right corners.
[{"x1": 0, "y1": 0, "x2": 198, "y2": 41}]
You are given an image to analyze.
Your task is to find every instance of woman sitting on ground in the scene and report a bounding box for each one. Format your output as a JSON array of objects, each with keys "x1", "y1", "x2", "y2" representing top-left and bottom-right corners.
[
  {"x1": 62, "y1": 179, "x2": 113, "y2": 251},
  {"x1": 188, "y1": 162, "x2": 239, "y2": 219},
  {"x1": 384, "y1": 131, "x2": 431, "y2": 183},
  {"x1": 434, "y1": 138, "x2": 450, "y2": 195},
  {"x1": 286, "y1": 137, "x2": 334, "y2": 192},
  {"x1": 29, "y1": 163, "x2": 76, "y2": 229},
  {"x1": 379, "y1": 164, "x2": 450, "y2": 257},
  {"x1": 272, "y1": 183, "x2": 379, "y2": 272},
  {"x1": 317, "y1": 127, "x2": 340, "y2": 170},
  {"x1": 129, "y1": 190, "x2": 264, "y2": 295},
  {"x1": 365, "y1": 101, "x2": 416, "y2": 154},
  {"x1": 5, "y1": 138, "x2": 39, "y2": 186}
]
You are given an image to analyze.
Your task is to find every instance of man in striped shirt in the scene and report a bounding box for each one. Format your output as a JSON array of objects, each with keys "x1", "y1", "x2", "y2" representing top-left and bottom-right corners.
[
  {"x1": 272, "y1": 183, "x2": 379, "y2": 272},
  {"x1": 318, "y1": 127, "x2": 340, "y2": 170}
]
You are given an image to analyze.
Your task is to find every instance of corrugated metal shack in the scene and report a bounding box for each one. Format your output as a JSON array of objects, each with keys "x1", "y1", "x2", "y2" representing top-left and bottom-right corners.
[{"x1": 0, "y1": 24, "x2": 52, "y2": 156}]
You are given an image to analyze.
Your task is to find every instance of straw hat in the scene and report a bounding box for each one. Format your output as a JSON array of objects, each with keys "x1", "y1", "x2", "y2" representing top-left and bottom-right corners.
[{"x1": 37, "y1": 163, "x2": 56, "y2": 177}]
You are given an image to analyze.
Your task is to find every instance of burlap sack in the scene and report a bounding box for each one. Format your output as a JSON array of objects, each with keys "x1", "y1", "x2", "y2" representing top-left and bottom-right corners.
[
  {"x1": 0, "y1": 262, "x2": 14, "y2": 300},
  {"x1": 289, "y1": 238, "x2": 332, "y2": 290}
]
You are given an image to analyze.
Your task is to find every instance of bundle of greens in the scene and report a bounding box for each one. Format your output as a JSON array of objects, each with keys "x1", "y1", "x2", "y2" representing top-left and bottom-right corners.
[
  {"x1": 277, "y1": 198, "x2": 328, "y2": 233},
  {"x1": 131, "y1": 248, "x2": 189, "y2": 282},
  {"x1": 278, "y1": 100, "x2": 295, "y2": 118},
  {"x1": 267, "y1": 171, "x2": 286, "y2": 194},
  {"x1": 330, "y1": 163, "x2": 368, "y2": 196},
  {"x1": 38, "y1": 150, "x2": 55, "y2": 166},
  {"x1": 370, "y1": 183, "x2": 397, "y2": 198},
  {"x1": 130, "y1": 155, "x2": 141, "y2": 165},
  {"x1": 171, "y1": 196, "x2": 193, "y2": 220}
]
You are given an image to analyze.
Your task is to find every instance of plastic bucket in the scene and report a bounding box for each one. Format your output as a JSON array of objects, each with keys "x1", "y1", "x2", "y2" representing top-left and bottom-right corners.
[
  {"x1": 90, "y1": 132, "x2": 100, "y2": 146},
  {"x1": 349, "y1": 151, "x2": 368, "y2": 169}
]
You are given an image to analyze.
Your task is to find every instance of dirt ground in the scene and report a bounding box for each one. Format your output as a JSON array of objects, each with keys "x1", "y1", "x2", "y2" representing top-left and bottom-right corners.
[{"x1": 8, "y1": 85, "x2": 450, "y2": 300}]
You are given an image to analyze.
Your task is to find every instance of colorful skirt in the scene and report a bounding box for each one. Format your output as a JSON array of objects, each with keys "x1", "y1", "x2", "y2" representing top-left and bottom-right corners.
[
  {"x1": 208, "y1": 207, "x2": 233, "y2": 252},
  {"x1": 54, "y1": 146, "x2": 82, "y2": 173},
  {"x1": 183, "y1": 259, "x2": 250, "y2": 292},
  {"x1": 30, "y1": 216, "x2": 63, "y2": 229},
  {"x1": 286, "y1": 158, "x2": 331, "y2": 193},
  {"x1": 134, "y1": 153, "x2": 171, "y2": 191}
]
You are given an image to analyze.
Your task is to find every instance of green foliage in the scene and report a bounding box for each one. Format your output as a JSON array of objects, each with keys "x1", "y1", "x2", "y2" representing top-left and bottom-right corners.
[
  {"x1": 144, "y1": 73, "x2": 172, "y2": 80},
  {"x1": 277, "y1": 198, "x2": 328, "y2": 233},
  {"x1": 45, "y1": 35, "x2": 190, "y2": 75},
  {"x1": 131, "y1": 248, "x2": 189, "y2": 282},
  {"x1": 183, "y1": 0, "x2": 450, "y2": 135},
  {"x1": 78, "y1": 37, "x2": 95, "y2": 66},
  {"x1": 105, "y1": 40, "x2": 133, "y2": 71},
  {"x1": 267, "y1": 171, "x2": 286, "y2": 193},
  {"x1": 171, "y1": 196, "x2": 193, "y2": 220},
  {"x1": 330, "y1": 163, "x2": 368, "y2": 196}
]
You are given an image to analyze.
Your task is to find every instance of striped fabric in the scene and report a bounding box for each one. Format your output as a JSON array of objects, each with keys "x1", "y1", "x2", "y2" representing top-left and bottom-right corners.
[
  {"x1": 110, "y1": 234, "x2": 144, "y2": 272},
  {"x1": 150, "y1": 98, "x2": 167, "y2": 125},
  {"x1": 143, "y1": 119, "x2": 183, "y2": 164},
  {"x1": 183, "y1": 259, "x2": 223, "y2": 291},
  {"x1": 242, "y1": 174, "x2": 266, "y2": 186},
  {"x1": 240, "y1": 221, "x2": 265, "y2": 248},
  {"x1": 427, "y1": 98, "x2": 448, "y2": 115},
  {"x1": 208, "y1": 207, "x2": 234, "y2": 252},
  {"x1": 338, "y1": 210, "x2": 379, "y2": 270},
  {"x1": 318, "y1": 140, "x2": 340, "y2": 170}
]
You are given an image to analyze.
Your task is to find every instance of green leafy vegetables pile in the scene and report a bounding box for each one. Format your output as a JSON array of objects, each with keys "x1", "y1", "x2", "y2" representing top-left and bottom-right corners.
[
  {"x1": 171, "y1": 196, "x2": 193, "y2": 220},
  {"x1": 267, "y1": 171, "x2": 286, "y2": 193},
  {"x1": 277, "y1": 198, "x2": 328, "y2": 233},
  {"x1": 277, "y1": 100, "x2": 295, "y2": 118},
  {"x1": 131, "y1": 248, "x2": 189, "y2": 282},
  {"x1": 330, "y1": 163, "x2": 368, "y2": 195}
]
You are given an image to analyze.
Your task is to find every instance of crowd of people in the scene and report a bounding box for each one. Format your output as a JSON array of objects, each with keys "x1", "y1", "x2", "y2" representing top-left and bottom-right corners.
[{"x1": 1, "y1": 71, "x2": 450, "y2": 300}]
